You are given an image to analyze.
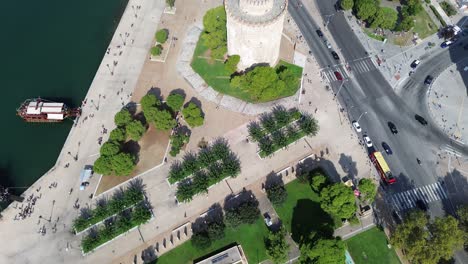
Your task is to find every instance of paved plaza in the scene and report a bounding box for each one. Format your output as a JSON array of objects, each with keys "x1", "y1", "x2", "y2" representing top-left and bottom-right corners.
[{"x1": 428, "y1": 62, "x2": 468, "y2": 144}]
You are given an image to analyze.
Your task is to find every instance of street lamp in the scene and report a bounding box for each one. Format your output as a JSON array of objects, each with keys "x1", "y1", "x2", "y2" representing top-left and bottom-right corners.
[
  {"x1": 357, "y1": 111, "x2": 368, "y2": 122},
  {"x1": 334, "y1": 80, "x2": 346, "y2": 99}
]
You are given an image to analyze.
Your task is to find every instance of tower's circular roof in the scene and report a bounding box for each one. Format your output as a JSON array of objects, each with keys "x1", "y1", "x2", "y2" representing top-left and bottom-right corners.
[{"x1": 225, "y1": 0, "x2": 287, "y2": 25}]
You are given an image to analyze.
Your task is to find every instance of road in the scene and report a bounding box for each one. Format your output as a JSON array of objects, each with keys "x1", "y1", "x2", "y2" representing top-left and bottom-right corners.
[
  {"x1": 288, "y1": 0, "x2": 468, "y2": 216},
  {"x1": 289, "y1": 0, "x2": 468, "y2": 262}
]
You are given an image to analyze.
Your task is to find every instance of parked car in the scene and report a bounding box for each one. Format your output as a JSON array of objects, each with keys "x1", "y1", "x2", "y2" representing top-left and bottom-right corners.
[
  {"x1": 264, "y1": 213, "x2": 273, "y2": 227},
  {"x1": 325, "y1": 40, "x2": 332, "y2": 49},
  {"x1": 352, "y1": 121, "x2": 362, "y2": 132},
  {"x1": 388, "y1": 122, "x2": 398, "y2": 134},
  {"x1": 441, "y1": 40, "x2": 453, "y2": 48},
  {"x1": 382, "y1": 142, "x2": 393, "y2": 155},
  {"x1": 424, "y1": 75, "x2": 434, "y2": 85},
  {"x1": 415, "y1": 114, "x2": 428, "y2": 125},
  {"x1": 363, "y1": 135, "x2": 373, "y2": 147},
  {"x1": 410, "y1": 60, "x2": 420, "y2": 69},
  {"x1": 316, "y1": 29, "x2": 324, "y2": 38},
  {"x1": 331, "y1": 51, "x2": 340, "y2": 60},
  {"x1": 334, "y1": 71, "x2": 343, "y2": 81}
]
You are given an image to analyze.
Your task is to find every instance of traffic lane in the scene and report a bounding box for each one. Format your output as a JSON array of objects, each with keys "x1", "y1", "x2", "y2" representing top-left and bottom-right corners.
[{"x1": 288, "y1": 4, "x2": 337, "y2": 67}]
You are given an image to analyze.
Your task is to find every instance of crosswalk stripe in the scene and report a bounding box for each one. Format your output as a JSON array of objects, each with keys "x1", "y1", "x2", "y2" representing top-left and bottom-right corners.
[
  {"x1": 436, "y1": 182, "x2": 448, "y2": 199},
  {"x1": 391, "y1": 196, "x2": 401, "y2": 211},
  {"x1": 422, "y1": 185, "x2": 435, "y2": 202},
  {"x1": 431, "y1": 183, "x2": 442, "y2": 200},
  {"x1": 409, "y1": 189, "x2": 419, "y2": 203},
  {"x1": 400, "y1": 192, "x2": 410, "y2": 209},
  {"x1": 404, "y1": 192, "x2": 415, "y2": 208},
  {"x1": 427, "y1": 185, "x2": 438, "y2": 202},
  {"x1": 416, "y1": 188, "x2": 427, "y2": 203},
  {"x1": 428, "y1": 184, "x2": 440, "y2": 201},
  {"x1": 360, "y1": 61, "x2": 370, "y2": 72},
  {"x1": 411, "y1": 189, "x2": 420, "y2": 201},
  {"x1": 395, "y1": 193, "x2": 407, "y2": 209}
]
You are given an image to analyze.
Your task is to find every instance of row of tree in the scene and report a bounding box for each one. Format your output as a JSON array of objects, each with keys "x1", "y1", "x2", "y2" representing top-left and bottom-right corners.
[
  {"x1": 341, "y1": 0, "x2": 424, "y2": 31},
  {"x1": 202, "y1": 6, "x2": 227, "y2": 59},
  {"x1": 248, "y1": 107, "x2": 303, "y2": 142},
  {"x1": 230, "y1": 65, "x2": 301, "y2": 102},
  {"x1": 391, "y1": 205, "x2": 468, "y2": 264},
  {"x1": 169, "y1": 129, "x2": 190, "y2": 157},
  {"x1": 93, "y1": 108, "x2": 143, "y2": 176},
  {"x1": 73, "y1": 180, "x2": 145, "y2": 232},
  {"x1": 168, "y1": 139, "x2": 233, "y2": 183},
  {"x1": 81, "y1": 203, "x2": 151, "y2": 253}
]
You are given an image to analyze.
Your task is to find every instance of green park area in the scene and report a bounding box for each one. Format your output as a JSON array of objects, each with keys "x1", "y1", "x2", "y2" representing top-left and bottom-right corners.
[
  {"x1": 346, "y1": 227, "x2": 400, "y2": 264},
  {"x1": 157, "y1": 217, "x2": 269, "y2": 264},
  {"x1": 273, "y1": 179, "x2": 342, "y2": 243},
  {"x1": 413, "y1": 9, "x2": 437, "y2": 39}
]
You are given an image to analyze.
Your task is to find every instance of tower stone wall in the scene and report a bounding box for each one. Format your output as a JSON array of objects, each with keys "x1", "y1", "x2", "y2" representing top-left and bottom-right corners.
[{"x1": 225, "y1": 0, "x2": 287, "y2": 70}]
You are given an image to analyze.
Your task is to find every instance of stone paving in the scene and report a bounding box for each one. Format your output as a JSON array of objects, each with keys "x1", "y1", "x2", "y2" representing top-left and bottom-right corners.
[{"x1": 428, "y1": 62, "x2": 468, "y2": 144}]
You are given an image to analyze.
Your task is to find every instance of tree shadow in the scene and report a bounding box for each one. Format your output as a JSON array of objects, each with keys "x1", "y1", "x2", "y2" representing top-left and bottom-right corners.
[
  {"x1": 122, "y1": 140, "x2": 141, "y2": 162},
  {"x1": 192, "y1": 203, "x2": 224, "y2": 234},
  {"x1": 223, "y1": 189, "x2": 258, "y2": 212},
  {"x1": 147, "y1": 87, "x2": 163, "y2": 101},
  {"x1": 125, "y1": 101, "x2": 138, "y2": 116},
  {"x1": 441, "y1": 169, "x2": 468, "y2": 215},
  {"x1": 295, "y1": 157, "x2": 340, "y2": 183},
  {"x1": 338, "y1": 153, "x2": 358, "y2": 180},
  {"x1": 265, "y1": 171, "x2": 284, "y2": 189},
  {"x1": 291, "y1": 199, "x2": 334, "y2": 244},
  {"x1": 141, "y1": 245, "x2": 157, "y2": 264},
  {"x1": 169, "y1": 88, "x2": 186, "y2": 99}
]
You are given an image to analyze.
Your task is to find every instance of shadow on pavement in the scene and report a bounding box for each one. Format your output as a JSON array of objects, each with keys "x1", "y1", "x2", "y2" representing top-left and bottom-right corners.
[
  {"x1": 338, "y1": 153, "x2": 358, "y2": 180},
  {"x1": 441, "y1": 169, "x2": 468, "y2": 215}
]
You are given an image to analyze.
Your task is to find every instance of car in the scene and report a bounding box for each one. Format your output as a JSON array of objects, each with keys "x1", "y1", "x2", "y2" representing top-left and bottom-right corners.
[
  {"x1": 382, "y1": 142, "x2": 393, "y2": 155},
  {"x1": 334, "y1": 71, "x2": 343, "y2": 81},
  {"x1": 264, "y1": 213, "x2": 273, "y2": 227},
  {"x1": 410, "y1": 60, "x2": 420, "y2": 69},
  {"x1": 424, "y1": 75, "x2": 433, "y2": 85},
  {"x1": 415, "y1": 114, "x2": 428, "y2": 125},
  {"x1": 316, "y1": 29, "x2": 324, "y2": 38},
  {"x1": 331, "y1": 51, "x2": 340, "y2": 60},
  {"x1": 352, "y1": 121, "x2": 362, "y2": 132},
  {"x1": 415, "y1": 199, "x2": 428, "y2": 211},
  {"x1": 441, "y1": 40, "x2": 453, "y2": 48},
  {"x1": 388, "y1": 122, "x2": 398, "y2": 134},
  {"x1": 363, "y1": 135, "x2": 373, "y2": 147},
  {"x1": 325, "y1": 40, "x2": 332, "y2": 49}
]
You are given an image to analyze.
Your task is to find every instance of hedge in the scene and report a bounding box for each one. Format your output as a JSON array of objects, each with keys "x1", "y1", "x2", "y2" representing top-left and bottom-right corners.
[{"x1": 430, "y1": 5, "x2": 447, "y2": 27}]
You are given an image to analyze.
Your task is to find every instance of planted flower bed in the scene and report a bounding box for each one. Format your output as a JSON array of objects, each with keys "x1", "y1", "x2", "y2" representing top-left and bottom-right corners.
[
  {"x1": 248, "y1": 106, "x2": 319, "y2": 157},
  {"x1": 168, "y1": 138, "x2": 241, "y2": 202},
  {"x1": 73, "y1": 181, "x2": 145, "y2": 233},
  {"x1": 81, "y1": 203, "x2": 152, "y2": 253}
]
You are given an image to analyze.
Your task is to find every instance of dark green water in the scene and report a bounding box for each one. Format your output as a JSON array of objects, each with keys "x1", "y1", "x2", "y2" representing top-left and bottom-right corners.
[{"x1": 0, "y1": 0, "x2": 128, "y2": 196}]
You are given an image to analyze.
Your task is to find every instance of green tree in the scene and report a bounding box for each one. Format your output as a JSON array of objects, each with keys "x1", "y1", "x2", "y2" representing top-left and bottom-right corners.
[
  {"x1": 150, "y1": 45, "x2": 163, "y2": 56},
  {"x1": 440, "y1": 1, "x2": 457, "y2": 16},
  {"x1": 207, "y1": 221, "x2": 225, "y2": 241},
  {"x1": 457, "y1": 205, "x2": 468, "y2": 248},
  {"x1": 152, "y1": 109, "x2": 176, "y2": 130},
  {"x1": 140, "y1": 94, "x2": 160, "y2": 111},
  {"x1": 182, "y1": 102, "x2": 204, "y2": 127},
  {"x1": 354, "y1": 0, "x2": 378, "y2": 20},
  {"x1": 299, "y1": 238, "x2": 345, "y2": 263},
  {"x1": 111, "y1": 153, "x2": 136, "y2": 176},
  {"x1": 396, "y1": 14, "x2": 414, "y2": 31},
  {"x1": 231, "y1": 66, "x2": 283, "y2": 102},
  {"x1": 166, "y1": 93, "x2": 185, "y2": 112},
  {"x1": 114, "y1": 109, "x2": 132, "y2": 127},
  {"x1": 100, "y1": 141, "x2": 120, "y2": 157},
  {"x1": 93, "y1": 156, "x2": 113, "y2": 175},
  {"x1": 225, "y1": 200, "x2": 260, "y2": 228},
  {"x1": 341, "y1": 0, "x2": 354, "y2": 10},
  {"x1": 391, "y1": 210, "x2": 464, "y2": 264},
  {"x1": 299, "y1": 114, "x2": 319, "y2": 136},
  {"x1": 311, "y1": 174, "x2": 327, "y2": 192},
  {"x1": 109, "y1": 128, "x2": 127, "y2": 142},
  {"x1": 166, "y1": 0, "x2": 175, "y2": 8},
  {"x1": 370, "y1": 7, "x2": 398, "y2": 29},
  {"x1": 126, "y1": 120, "x2": 146, "y2": 141},
  {"x1": 225, "y1": 55, "x2": 240, "y2": 74},
  {"x1": 155, "y1": 29, "x2": 168, "y2": 44},
  {"x1": 406, "y1": 0, "x2": 423, "y2": 15},
  {"x1": 358, "y1": 178, "x2": 377, "y2": 202},
  {"x1": 265, "y1": 227, "x2": 290, "y2": 264},
  {"x1": 320, "y1": 183, "x2": 357, "y2": 219},
  {"x1": 266, "y1": 183, "x2": 288, "y2": 205},
  {"x1": 191, "y1": 232, "x2": 211, "y2": 249},
  {"x1": 202, "y1": 6, "x2": 227, "y2": 59}
]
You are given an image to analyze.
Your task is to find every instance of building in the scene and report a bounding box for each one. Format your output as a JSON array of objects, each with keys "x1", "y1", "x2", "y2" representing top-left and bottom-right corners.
[
  {"x1": 225, "y1": 0, "x2": 288, "y2": 70},
  {"x1": 195, "y1": 245, "x2": 248, "y2": 264}
]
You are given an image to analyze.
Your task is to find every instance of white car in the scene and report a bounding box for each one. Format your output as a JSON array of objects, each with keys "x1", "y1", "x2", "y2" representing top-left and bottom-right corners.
[
  {"x1": 325, "y1": 40, "x2": 332, "y2": 49},
  {"x1": 441, "y1": 40, "x2": 453, "y2": 48},
  {"x1": 352, "y1": 121, "x2": 362, "y2": 133},
  {"x1": 363, "y1": 135, "x2": 373, "y2": 147}
]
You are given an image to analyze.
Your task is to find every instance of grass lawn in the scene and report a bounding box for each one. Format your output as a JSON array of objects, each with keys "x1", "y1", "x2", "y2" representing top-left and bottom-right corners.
[
  {"x1": 191, "y1": 38, "x2": 302, "y2": 103},
  {"x1": 157, "y1": 218, "x2": 269, "y2": 264},
  {"x1": 364, "y1": 29, "x2": 385, "y2": 42},
  {"x1": 273, "y1": 179, "x2": 341, "y2": 243},
  {"x1": 346, "y1": 227, "x2": 400, "y2": 264},
  {"x1": 413, "y1": 9, "x2": 437, "y2": 39}
]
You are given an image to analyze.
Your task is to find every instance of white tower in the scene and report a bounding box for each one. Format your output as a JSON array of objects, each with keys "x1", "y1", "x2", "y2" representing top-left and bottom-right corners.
[{"x1": 225, "y1": 0, "x2": 288, "y2": 70}]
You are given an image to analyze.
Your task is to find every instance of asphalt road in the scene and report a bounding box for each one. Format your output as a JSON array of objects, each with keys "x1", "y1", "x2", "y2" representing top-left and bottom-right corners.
[{"x1": 288, "y1": 0, "x2": 467, "y2": 214}]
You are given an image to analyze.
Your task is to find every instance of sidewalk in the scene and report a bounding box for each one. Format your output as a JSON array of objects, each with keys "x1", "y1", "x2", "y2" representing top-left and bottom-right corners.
[{"x1": 334, "y1": 214, "x2": 375, "y2": 240}]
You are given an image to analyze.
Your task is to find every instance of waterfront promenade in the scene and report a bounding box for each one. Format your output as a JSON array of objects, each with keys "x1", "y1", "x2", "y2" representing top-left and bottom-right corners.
[{"x1": 0, "y1": 0, "x2": 166, "y2": 263}]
